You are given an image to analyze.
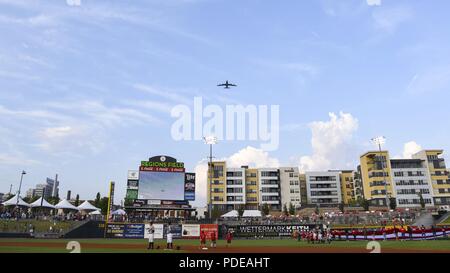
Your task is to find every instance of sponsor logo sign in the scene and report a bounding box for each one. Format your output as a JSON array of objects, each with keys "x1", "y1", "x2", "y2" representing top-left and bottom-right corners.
[
  {"x1": 182, "y1": 224, "x2": 200, "y2": 238},
  {"x1": 227, "y1": 224, "x2": 316, "y2": 237},
  {"x1": 200, "y1": 224, "x2": 218, "y2": 240},
  {"x1": 128, "y1": 170, "x2": 139, "y2": 180},
  {"x1": 184, "y1": 173, "x2": 196, "y2": 201}
]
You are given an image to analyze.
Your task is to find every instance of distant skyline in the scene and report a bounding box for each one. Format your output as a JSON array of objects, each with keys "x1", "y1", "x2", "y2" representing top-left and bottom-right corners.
[{"x1": 1, "y1": 0, "x2": 450, "y2": 207}]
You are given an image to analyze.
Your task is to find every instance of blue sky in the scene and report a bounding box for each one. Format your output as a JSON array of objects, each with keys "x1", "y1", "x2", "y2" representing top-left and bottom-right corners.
[{"x1": 1, "y1": 0, "x2": 450, "y2": 207}]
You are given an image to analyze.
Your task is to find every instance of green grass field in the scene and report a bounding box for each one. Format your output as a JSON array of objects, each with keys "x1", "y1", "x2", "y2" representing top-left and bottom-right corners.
[{"x1": 1, "y1": 238, "x2": 449, "y2": 253}]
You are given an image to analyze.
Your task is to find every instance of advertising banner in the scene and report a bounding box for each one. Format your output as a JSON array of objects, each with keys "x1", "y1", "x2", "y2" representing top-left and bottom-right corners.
[
  {"x1": 184, "y1": 173, "x2": 196, "y2": 201},
  {"x1": 123, "y1": 224, "x2": 145, "y2": 238},
  {"x1": 182, "y1": 224, "x2": 200, "y2": 238},
  {"x1": 106, "y1": 223, "x2": 145, "y2": 238},
  {"x1": 200, "y1": 224, "x2": 219, "y2": 240},
  {"x1": 125, "y1": 189, "x2": 138, "y2": 200},
  {"x1": 127, "y1": 170, "x2": 139, "y2": 180},
  {"x1": 127, "y1": 180, "x2": 139, "y2": 190},
  {"x1": 147, "y1": 200, "x2": 161, "y2": 205},
  {"x1": 226, "y1": 224, "x2": 316, "y2": 238},
  {"x1": 145, "y1": 223, "x2": 164, "y2": 239},
  {"x1": 105, "y1": 223, "x2": 125, "y2": 238},
  {"x1": 167, "y1": 224, "x2": 183, "y2": 239},
  {"x1": 139, "y1": 166, "x2": 185, "y2": 172}
]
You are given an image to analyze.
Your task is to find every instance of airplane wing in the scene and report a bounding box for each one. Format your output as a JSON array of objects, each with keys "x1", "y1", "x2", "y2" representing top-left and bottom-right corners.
[
  {"x1": 217, "y1": 84, "x2": 226, "y2": 86},
  {"x1": 229, "y1": 84, "x2": 237, "y2": 86}
]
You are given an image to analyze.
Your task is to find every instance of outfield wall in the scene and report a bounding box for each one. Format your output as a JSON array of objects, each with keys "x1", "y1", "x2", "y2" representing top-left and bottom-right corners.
[{"x1": 59, "y1": 221, "x2": 450, "y2": 241}]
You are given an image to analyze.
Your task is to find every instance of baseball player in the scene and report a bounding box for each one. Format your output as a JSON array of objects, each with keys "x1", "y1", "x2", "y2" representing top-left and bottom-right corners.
[
  {"x1": 200, "y1": 231, "x2": 206, "y2": 249},
  {"x1": 210, "y1": 231, "x2": 217, "y2": 248},
  {"x1": 147, "y1": 221, "x2": 155, "y2": 250},
  {"x1": 166, "y1": 224, "x2": 173, "y2": 249}
]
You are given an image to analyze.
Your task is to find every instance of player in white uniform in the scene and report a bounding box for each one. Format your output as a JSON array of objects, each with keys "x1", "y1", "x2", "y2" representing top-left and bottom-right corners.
[
  {"x1": 166, "y1": 224, "x2": 174, "y2": 249},
  {"x1": 147, "y1": 222, "x2": 155, "y2": 250}
]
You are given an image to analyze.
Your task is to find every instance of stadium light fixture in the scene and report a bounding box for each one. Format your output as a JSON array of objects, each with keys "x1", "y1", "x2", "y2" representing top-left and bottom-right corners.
[
  {"x1": 16, "y1": 170, "x2": 27, "y2": 215},
  {"x1": 203, "y1": 136, "x2": 218, "y2": 219},
  {"x1": 203, "y1": 136, "x2": 218, "y2": 145},
  {"x1": 371, "y1": 136, "x2": 386, "y2": 147}
]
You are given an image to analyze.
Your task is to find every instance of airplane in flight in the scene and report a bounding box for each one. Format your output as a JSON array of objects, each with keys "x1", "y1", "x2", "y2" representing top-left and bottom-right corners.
[{"x1": 217, "y1": 80, "x2": 237, "y2": 89}]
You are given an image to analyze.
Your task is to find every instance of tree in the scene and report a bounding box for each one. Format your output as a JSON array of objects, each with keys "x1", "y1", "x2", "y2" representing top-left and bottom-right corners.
[
  {"x1": 418, "y1": 193, "x2": 426, "y2": 210},
  {"x1": 124, "y1": 198, "x2": 134, "y2": 207},
  {"x1": 47, "y1": 196, "x2": 60, "y2": 205},
  {"x1": 288, "y1": 202, "x2": 295, "y2": 216},
  {"x1": 339, "y1": 201, "x2": 345, "y2": 213},
  {"x1": 283, "y1": 204, "x2": 289, "y2": 216},
  {"x1": 261, "y1": 203, "x2": 270, "y2": 216},
  {"x1": 94, "y1": 192, "x2": 101, "y2": 207},
  {"x1": 359, "y1": 197, "x2": 370, "y2": 211},
  {"x1": 211, "y1": 206, "x2": 222, "y2": 220},
  {"x1": 389, "y1": 197, "x2": 397, "y2": 210},
  {"x1": 348, "y1": 199, "x2": 358, "y2": 207},
  {"x1": 98, "y1": 197, "x2": 109, "y2": 215},
  {"x1": 75, "y1": 194, "x2": 80, "y2": 207}
]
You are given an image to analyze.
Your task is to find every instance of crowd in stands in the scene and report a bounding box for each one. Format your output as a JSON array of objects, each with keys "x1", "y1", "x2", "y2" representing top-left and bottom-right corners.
[{"x1": 0, "y1": 209, "x2": 98, "y2": 222}]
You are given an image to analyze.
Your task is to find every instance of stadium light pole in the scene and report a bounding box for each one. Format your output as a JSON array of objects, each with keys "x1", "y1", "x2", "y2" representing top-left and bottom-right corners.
[
  {"x1": 203, "y1": 136, "x2": 218, "y2": 220},
  {"x1": 16, "y1": 170, "x2": 26, "y2": 217},
  {"x1": 371, "y1": 136, "x2": 390, "y2": 209}
]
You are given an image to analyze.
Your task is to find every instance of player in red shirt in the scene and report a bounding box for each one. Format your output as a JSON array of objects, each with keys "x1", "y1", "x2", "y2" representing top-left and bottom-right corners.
[
  {"x1": 226, "y1": 231, "x2": 233, "y2": 247},
  {"x1": 200, "y1": 231, "x2": 206, "y2": 249}
]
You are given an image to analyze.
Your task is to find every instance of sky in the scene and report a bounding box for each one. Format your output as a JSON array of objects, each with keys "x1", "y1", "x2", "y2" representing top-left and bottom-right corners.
[{"x1": 1, "y1": 0, "x2": 450, "y2": 207}]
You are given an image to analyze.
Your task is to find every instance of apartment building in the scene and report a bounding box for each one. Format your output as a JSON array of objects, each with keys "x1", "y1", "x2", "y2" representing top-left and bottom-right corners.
[
  {"x1": 258, "y1": 168, "x2": 281, "y2": 211},
  {"x1": 354, "y1": 166, "x2": 364, "y2": 201},
  {"x1": 299, "y1": 173, "x2": 308, "y2": 206},
  {"x1": 207, "y1": 149, "x2": 450, "y2": 213},
  {"x1": 337, "y1": 170, "x2": 356, "y2": 205},
  {"x1": 412, "y1": 150, "x2": 450, "y2": 205},
  {"x1": 389, "y1": 159, "x2": 434, "y2": 207},
  {"x1": 207, "y1": 161, "x2": 226, "y2": 211},
  {"x1": 359, "y1": 149, "x2": 449, "y2": 207},
  {"x1": 225, "y1": 168, "x2": 246, "y2": 211},
  {"x1": 305, "y1": 171, "x2": 342, "y2": 206},
  {"x1": 279, "y1": 167, "x2": 301, "y2": 209},
  {"x1": 244, "y1": 167, "x2": 259, "y2": 210},
  {"x1": 360, "y1": 151, "x2": 394, "y2": 206},
  {"x1": 207, "y1": 163, "x2": 282, "y2": 211}
]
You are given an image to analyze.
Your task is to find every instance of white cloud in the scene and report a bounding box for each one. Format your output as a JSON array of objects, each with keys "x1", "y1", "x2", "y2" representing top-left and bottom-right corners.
[
  {"x1": 192, "y1": 146, "x2": 280, "y2": 207},
  {"x1": 0, "y1": 100, "x2": 163, "y2": 157},
  {"x1": 299, "y1": 112, "x2": 359, "y2": 171},
  {"x1": 226, "y1": 146, "x2": 280, "y2": 168},
  {"x1": 39, "y1": 126, "x2": 73, "y2": 139},
  {"x1": 366, "y1": 0, "x2": 381, "y2": 6},
  {"x1": 402, "y1": 141, "x2": 422, "y2": 159},
  {"x1": 193, "y1": 160, "x2": 208, "y2": 207}
]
